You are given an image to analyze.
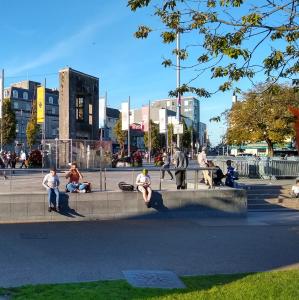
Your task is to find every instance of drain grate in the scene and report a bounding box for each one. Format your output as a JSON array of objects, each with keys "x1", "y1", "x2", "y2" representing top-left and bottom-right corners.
[{"x1": 122, "y1": 270, "x2": 186, "y2": 289}]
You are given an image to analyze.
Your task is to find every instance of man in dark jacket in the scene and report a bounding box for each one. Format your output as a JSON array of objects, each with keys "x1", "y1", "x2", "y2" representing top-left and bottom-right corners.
[{"x1": 172, "y1": 147, "x2": 188, "y2": 189}]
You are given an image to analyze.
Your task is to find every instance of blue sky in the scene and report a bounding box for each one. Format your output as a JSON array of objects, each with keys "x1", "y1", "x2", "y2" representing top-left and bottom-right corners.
[{"x1": 0, "y1": 0, "x2": 280, "y2": 145}]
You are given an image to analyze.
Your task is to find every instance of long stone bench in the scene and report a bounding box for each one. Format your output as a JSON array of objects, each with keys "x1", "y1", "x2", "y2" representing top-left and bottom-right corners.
[{"x1": 0, "y1": 189, "x2": 247, "y2": 223}]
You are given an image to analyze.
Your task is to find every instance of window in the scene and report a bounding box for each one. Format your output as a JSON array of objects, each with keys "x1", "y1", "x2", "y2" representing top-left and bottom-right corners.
[
  {"x1": 89, "y1": 104, "x2": 93, "y2": 125},
  {"x1": 49, "y1": 96, "x2": 54, "y2": 104},
  {"x1": 23, "y1": 92, "x2": 28, "y2": 100},
  {"x1": 16, "y1": 123, "x2": 19, "y2": 133},
  {"x1": 52, "y1": 107, "x2": 56, "y2": 115},
  {"x1": 4, "y1": 90, "x2": 9, "y2": 98},
  {"x1": 76, "y1": 97, "x2": 84, "y2": 121},
  {"x1": 184, "y1": 100, "x2": 189, "y2": 106},
  {"x1": 12, "y1": 90, "x2": 18, "y2": 98},
  {"x1": 26, "y1": 104, "x2": 31, "y2": 111},
  {"x1": 52, "y1": 128, "x2": 56, "y2": 136},
  {"x1": 13, "y1": 101, "x2": 19, "y2": 109},
  {"x1": 166, "y1": 101, "x2": 170, "y2": 107}
]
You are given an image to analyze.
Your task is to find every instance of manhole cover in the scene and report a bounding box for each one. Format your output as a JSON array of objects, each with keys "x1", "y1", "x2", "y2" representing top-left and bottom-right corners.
[
  {"x1": 19, "y1": 233, "x2": 48, "y2": 239},
  {"x1": 122, "y1": 270, "x2": 185, "y2": 289}
]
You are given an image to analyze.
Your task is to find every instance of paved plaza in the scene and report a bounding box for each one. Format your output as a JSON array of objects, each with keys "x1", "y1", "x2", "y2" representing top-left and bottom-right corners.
[
  {"x1": 0, "y1": 165, "x2": 295, "y2": 193},
  {"x1": 1, "y1": 211, "x2": 299, "y2": 287}
]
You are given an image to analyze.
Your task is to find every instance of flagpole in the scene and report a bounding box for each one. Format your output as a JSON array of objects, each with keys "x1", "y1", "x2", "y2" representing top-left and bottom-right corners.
[
  {"x1": 128, "y1": 96, "x2": 131, "y2": 158},
  {"x1": 148, "y1": 100, "x2": 151, "y2": 163},
  {"x1": 0, "y1": 69, "x2": 4, "y2": 152}
]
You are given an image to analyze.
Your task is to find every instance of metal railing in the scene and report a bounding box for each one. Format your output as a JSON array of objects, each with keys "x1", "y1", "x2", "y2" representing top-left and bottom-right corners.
[
  {"x1": 0, "y1": 167, "x2": 217, "y2": 193},
  {"x1": 210, "y1": 157, "x2": 299, "y2": 179}
]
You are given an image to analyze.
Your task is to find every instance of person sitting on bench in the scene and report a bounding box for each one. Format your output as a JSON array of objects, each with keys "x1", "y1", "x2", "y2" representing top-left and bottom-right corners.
[
  {"x1": 136, "y1": 169, "x2": 152, "y2": 207},
  {"x1": 65, "y1": 162, "x2": 87, "y2": 193}
]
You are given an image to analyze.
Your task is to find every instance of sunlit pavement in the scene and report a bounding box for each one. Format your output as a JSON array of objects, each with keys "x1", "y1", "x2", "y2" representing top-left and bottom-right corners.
[{"x1": 1, "y1": 211, "x2": 299, "y2": 287}]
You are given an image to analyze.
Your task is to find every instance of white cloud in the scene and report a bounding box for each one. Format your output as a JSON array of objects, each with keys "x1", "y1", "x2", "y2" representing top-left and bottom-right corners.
[{"x1": 7, "y1": 20, "x2": 105, "y2": 75}]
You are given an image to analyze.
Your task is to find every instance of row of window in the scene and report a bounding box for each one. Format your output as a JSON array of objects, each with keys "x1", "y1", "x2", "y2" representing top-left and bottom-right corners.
[
  {"x1": 8, "y1": 89, "x2": 56, "y2": 104},
  {"x1": 16, "y1": 123, "x2": 58, "y2": 136},
  {"x1": 13, "y1": 101, "x2": 58, "y2": 114}
]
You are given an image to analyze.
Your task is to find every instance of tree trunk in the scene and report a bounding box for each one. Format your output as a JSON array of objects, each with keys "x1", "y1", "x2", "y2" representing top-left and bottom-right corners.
[{"x1": 266, "y1": 139, "x2": 274, "y2": 157}]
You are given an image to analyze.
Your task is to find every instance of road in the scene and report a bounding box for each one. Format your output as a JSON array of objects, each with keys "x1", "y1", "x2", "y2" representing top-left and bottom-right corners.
[{"x1": 1, "y1": 211, "x2": 299, "y2": 287}]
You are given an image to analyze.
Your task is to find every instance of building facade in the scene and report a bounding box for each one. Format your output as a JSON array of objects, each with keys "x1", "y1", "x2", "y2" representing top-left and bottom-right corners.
[
  {"x1": 59, "y1": 67, "x2": 99, "y2": 140},
  {"x1": 131, "y1": 96, "x2": 204, "y2": 143},
  {"x1": 4, "y1": 80, "x2": 59, "y2": 146}
]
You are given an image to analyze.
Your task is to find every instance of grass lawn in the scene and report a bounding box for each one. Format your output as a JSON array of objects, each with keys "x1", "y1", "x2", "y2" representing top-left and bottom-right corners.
[{"x1": 1, "y1": 270, "x2": 299, "y2": 300}]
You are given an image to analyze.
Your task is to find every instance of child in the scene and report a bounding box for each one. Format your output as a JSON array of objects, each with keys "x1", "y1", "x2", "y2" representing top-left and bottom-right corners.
[
  {"x1": 291, "y1": 178, "x2": 299, "y2": 198},
  {"x1": 42, "y1": 167, "x2": 60, "y2": 212}
]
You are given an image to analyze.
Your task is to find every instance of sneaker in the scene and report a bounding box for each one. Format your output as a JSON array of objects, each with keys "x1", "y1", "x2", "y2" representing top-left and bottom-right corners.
[
  {"x1": 79, "y1": 189, "x2": 86, "y2": 193},
  {"x1": 170, "y1": 178, "x2": 174, "y2": 181},
  {"x1": 48, "y1": 207, "x2": 52, "y2": 212}
]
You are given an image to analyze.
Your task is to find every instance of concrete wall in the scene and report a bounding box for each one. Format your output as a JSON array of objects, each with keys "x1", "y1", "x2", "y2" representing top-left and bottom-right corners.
[{"x1": 0, "y1": 189, "x2": 247, "y2": 223}]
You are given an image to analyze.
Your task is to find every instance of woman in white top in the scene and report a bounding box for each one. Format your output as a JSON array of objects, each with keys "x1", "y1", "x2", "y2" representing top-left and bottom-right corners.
[{"x1": 136, "y1": 169, "x2": 152, "y2": 206}]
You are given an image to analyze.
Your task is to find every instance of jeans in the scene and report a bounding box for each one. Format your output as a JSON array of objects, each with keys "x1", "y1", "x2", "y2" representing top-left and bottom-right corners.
[
  {"x1": 67, "y1": 182, "x2": 87, "y2": 192},
  {"x1": 47, "y1": 188, "x2": 59, "y2": 207}
]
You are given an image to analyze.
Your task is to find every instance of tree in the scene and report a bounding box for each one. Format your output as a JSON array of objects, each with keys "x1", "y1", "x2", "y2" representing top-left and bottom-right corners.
[
  {"x1": 0, "y1": 98, "x2": 16, "y2": 146},
  {"x1": 226, "y1": 83, "x2": 298, "y2": 156},
  {"x1": 181, "y1": 119, "x2": 191, "y2": 149},
  {"x1": 128, "y1": 0, "x2": 299, "y2": 96},
  {"x1": 167, "y1": 123, "x2": 175, "y2": 149},
  {"x1": 26, "y1": 99, "x2": 40, "y2": 149},
  {"x1": 144, "y1": 120, "x2": 160, "y2": 151},
  {"x1": 113, "y1": 117, "x2": 127, "y2": 157}
]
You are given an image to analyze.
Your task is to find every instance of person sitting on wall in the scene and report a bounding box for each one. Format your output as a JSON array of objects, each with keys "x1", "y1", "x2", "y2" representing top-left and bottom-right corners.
[
  {"x1": 291, "y1": 178, "x2": 299, "y2": 198},
  {"x1": 136, "y1": 168, "x2": 152, "y2": 207},
  {"x1": 65, "y1": 162, "x2": 87, "y2": 193}
]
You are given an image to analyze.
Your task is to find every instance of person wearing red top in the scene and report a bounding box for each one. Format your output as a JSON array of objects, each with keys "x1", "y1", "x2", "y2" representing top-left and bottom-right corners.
[{"x1": 65, "y1": 162, "x2": 87, "y2": 193}]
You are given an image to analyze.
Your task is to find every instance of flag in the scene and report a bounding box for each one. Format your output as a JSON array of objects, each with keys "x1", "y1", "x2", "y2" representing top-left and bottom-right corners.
[
  {"x1": 121, "y1": 102, "x2": 129, "y2": 130},
  {"x1": 159, "y1": 108, "x2": 167, "y2": 133},
  {"x1": 37, "y1": 86, "x2": 45, "y2": 124},
  {"x1": 0, "y1": 69, "x2": 3, "y2": 118}
]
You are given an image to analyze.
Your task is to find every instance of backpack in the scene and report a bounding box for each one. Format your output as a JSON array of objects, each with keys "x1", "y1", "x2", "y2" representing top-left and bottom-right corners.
[{"x1": 118, "y1": 182, "x2": 134, "y2": 191}]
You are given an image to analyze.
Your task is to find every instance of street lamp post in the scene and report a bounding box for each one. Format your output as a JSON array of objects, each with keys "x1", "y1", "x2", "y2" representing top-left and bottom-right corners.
[{"x1": 176, "y1": 30, "x2": 181, "y2": 148}]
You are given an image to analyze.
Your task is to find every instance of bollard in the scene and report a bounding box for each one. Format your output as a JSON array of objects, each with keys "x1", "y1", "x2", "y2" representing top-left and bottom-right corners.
[
  {"x1": 159, "y1": 169, "x2": 162, "y2": 191},
  {"x1": 132, "y1": 168, "x2": 135, "y2": 186},
  {"x1": 104, "y1": 168, "x2": 107, "y2": 191},
  {"x1": 100, "y1": 168, "x2": 103, "y2": 191}
]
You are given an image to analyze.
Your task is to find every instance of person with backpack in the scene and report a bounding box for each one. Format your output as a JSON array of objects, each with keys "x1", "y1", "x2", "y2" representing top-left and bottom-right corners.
[
  {"x1": 136, "y1": 168, "x2": 152, "y2": 207},
  {"x1": 173, "y1": 147, "x2": 189, "y2": 189}
]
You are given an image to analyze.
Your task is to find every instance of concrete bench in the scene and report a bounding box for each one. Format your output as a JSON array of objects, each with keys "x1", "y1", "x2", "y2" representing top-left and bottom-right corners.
[{"x1": 0, "y1": 188, "x2": 247, "y2": 223}]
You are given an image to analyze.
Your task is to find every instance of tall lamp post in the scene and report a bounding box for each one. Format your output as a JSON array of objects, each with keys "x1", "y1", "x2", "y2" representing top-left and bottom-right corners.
[{"x1": 176, "y1": 30, "x2": 181, "y2": 148}]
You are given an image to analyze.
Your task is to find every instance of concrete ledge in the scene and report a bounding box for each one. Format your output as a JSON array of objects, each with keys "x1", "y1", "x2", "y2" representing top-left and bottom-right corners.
[{"x1": 0, "y1": 189, "x2": 247, "y2": 223}]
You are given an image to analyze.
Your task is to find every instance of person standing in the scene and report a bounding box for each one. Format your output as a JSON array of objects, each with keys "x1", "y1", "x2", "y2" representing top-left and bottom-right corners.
[
  {"x1": 173, "y1": 147, "x2": 188, "y2": 189},
  {"x1": 42, "y1": 167, "x2": 60, "y2": 212},
  {"x1": 19, "y1": 151, "x2": 27, "y2": 168},
  {"x1": 10, "y1": 152, "x2": 17, "y2": 170},
  {"x1": 161, "y1": 150, "x2": 173, "y2": 181},
  {"x1": 197, "y1": 146, "x2": 211, "y2": 186}
]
